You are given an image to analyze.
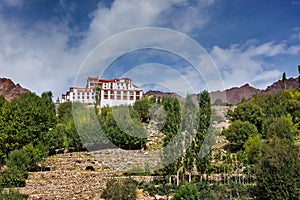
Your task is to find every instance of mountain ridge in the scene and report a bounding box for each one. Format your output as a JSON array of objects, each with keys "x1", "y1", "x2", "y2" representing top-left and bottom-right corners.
[
  {"x1": 145, "y1": 77, "x2": 299, "y2": 105},
  {"x1": 0, "y1": 78, "x2": 31, "y2": 101}
]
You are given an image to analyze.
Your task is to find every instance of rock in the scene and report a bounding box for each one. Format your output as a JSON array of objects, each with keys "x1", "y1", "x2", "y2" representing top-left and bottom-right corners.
[
  {"x1": 155, "y1": 194, "x2": 167, "y2": 200},
  {"x1": 0, "y1": 78, "x2": 31, "y2": 101}
]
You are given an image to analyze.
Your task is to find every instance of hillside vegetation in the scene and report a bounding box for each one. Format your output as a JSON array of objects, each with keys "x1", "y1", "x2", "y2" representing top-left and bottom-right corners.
[{"x1": 0, "y1": 88, "x2": 299, "y2": 199}]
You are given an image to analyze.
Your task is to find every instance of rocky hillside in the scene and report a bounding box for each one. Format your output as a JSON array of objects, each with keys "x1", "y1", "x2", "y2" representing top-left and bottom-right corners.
[
  {"x1": 0, "y1": 78, "x2": 30, "y2": 101},
  {"x1": 262, "y1": 77, "x2": 299, "y2": 94},
  {"x1": 210, "y1": 84, "x2": 261, "y2": 105}
]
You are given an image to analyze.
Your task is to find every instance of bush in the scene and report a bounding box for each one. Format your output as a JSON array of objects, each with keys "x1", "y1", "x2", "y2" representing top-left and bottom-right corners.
[
  {"x1": 101, "y1": 179, "x2": 138, "y2": 200},
  {"x1": 139, "y1": 181, "x2": 177, "y2": 197},
  {"x1": 6, "y1": 143, "x2": 47, "y2": 171},
  {"x1": 0, "y1": 167, "x2": 27, "y2": 188},
  {"x1": 6, "y1": 150, "x2": 31, "y2": 171},
  {"x1": 0, "y1": 188, "x2": 28, "y2": 200},
  {"x1": 172, "y1": 182, "x2": 200, "y2": 200}
]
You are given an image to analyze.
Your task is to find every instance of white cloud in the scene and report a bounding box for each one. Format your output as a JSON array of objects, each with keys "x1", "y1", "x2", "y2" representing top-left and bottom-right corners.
[
  {"x1": 1, "y1": 0, "x2": 298, "y2": 99},
  {"x1": 0, "y1": 14, "x2": 81, "y2": 96},
  {"x1": 210, "y1": 40, "x2": 300, "y2": 89},
  {"x1": 1, "y1": 0, "x2": 194, "y2": 97}
]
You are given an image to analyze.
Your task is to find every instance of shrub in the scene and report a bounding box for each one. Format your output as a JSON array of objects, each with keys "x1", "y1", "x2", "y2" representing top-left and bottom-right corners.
[
  {"x1": 101, "y1": 179, "x2": 138, "y2": 200},
  {"x1": 6, "y1": 149, "x2": 31, "y2": 171},
  {"x1": 172, "y1": 182, "x2": 200, "y2": 200},
  {"x1": 0, "y1": 188, "x2": 28, "y2": 200},
  {"x1": 139, "y1": 181, "x2": 177, "y2": 197},
  {"x1": 0, "y1": 167, "x2": 27, "y2": 188}
]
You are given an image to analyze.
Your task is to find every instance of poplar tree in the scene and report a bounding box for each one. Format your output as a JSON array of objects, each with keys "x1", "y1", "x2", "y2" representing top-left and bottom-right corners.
[
  {"x1": 161, "y1": 97, "x2": 182, "y2": 179},
  {"x1": 195, "y1": 91, "x2": 212, "y2": 174}
]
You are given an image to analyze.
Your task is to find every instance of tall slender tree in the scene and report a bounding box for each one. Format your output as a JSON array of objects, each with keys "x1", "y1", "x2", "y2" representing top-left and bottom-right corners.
[
  {"x1": 161, "y1": 97, "x2": 182, "y2": 182},
  {"x1": 182, "y1": 94, "x2": 198, "y2": 182},
  {"x1": 195, "y1": 91, "x2": 212, "y2": 175},
  {"x1": 282, "y1": 72, "x2": 287, "y2": 90},
  {"x1": 298, "y1": 65, "x2": 300, "y2": 89}
]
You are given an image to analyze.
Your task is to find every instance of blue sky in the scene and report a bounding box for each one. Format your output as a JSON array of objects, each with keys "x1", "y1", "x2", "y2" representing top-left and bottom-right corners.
[{"x1": 0, "y1": 0, "x2": 300, "y2": 98}]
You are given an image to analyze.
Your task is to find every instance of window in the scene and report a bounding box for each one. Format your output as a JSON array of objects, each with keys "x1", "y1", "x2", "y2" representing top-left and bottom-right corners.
[
  {"x1": 110, "y1": 92, "x2": 114, "y2": 100},
  {"x1": 123, "y1": 91, "x2": 127, "y2": 100},
  {"x1": 136, "y1": 91, "x2": 140, "y2": 100},
  {"x1": 104, "y1": 90, "x2": 108, "y2": 99},
  {"x1": 117, "y1": 91, "x2": 121, "y2": 100},
  {"x1": 130, "y1": 91, "x2": 134, "y2": 100}
]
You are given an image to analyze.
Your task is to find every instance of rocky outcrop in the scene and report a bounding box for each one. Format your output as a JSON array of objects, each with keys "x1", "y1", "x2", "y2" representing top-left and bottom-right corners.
[{"x1": 0, "y1": 78, "x2": 30, "y2": 101}]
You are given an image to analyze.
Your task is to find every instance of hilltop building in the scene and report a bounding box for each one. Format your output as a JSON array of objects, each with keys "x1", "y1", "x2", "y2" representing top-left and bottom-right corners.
[{"x1": 61, "y1": 77, "x2": 143, "y2": 107}]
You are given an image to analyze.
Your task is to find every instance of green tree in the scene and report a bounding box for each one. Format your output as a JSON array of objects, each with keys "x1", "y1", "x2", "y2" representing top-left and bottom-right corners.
[
  {"x1": 256, "y1": 138, "x2": 300, "y2": 200},
  {"x1": 298, "y1": 65, "x2": 300, "y2": 88},
  {"x1": 161, "y1": 97, "x2": 182, "y2": 178},
  {"x1": 0, "y1": 95, "x2": 5, "y2": 109},
  {"x1": 195, "y1": 91, "x2": 212, "y2": 174},
  {"x1": 222, "y1": 120, "x2": 258, "y2": 151},
  {"x1": 263, "y1": 114, "x2": 297, "y2": 141},
  {"x1": 244, "y1": 134, "x2": 262, "y2": 164},
  {"x1": 282, "y1": 72, "x2": 287, "y2": 82},
  {"x1": 182, "y1": 94, "x2": 198, "y2": 180},
  {"x1": 228, "y1": 101, "x2": 264, "y2": 132},
  {"x1": 54, "y1": 102, "x2": 83, "y2": 151},
  {"x1": 0, "y1": 92, "x2": 56, "y2": 156},
  {"x1": 133, "y1": 95, "x2": 153, "y2": 123},
  {"x1": 99, "y1": 105, "x2": 147, "y2": 150}
]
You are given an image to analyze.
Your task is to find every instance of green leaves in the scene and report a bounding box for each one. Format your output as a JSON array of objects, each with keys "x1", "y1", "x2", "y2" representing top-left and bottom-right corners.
[
  {"x1": 0, "y1": 92, "x2": 56, "y2": 156},
  {"x1": 99, "y1": 105, "x2": 147, "y2": 150},
  {"x1": 256, "y1": 138, "x2": 300, "y2": 199},
  {"x1": 172, "y1": 182, "x2": 200, "y2": 200},
  {"x1": 222, "y1": 120, "x2": 258, "y2": 151},
  {"x1": 133, "y1": 95, "x2": 153, "y2": 123}
]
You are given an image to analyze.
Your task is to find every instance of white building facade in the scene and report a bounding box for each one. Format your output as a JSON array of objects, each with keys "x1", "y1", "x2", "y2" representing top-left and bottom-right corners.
[{"x1": 61, "y1": 77, "x2": 143, "y2": 107}]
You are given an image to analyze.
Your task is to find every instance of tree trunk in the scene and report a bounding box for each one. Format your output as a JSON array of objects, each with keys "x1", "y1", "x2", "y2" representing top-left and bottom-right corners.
[{"x1": 176, "y1": 170, "x2": 180, "y2": 186}]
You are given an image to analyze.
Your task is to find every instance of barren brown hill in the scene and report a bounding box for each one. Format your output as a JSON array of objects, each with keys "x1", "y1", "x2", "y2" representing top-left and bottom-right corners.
[
  {"x1": 0, "y1": 78, "x2": 31, "y2": 101},
  {"x1": 145, "y1": 90, "x2": 183, "y2": 100},
  {"x1": 210, "y1": 84, "x2": 261, "y2": 105},
  {"x1": 262, "y1": 77, "x2": 299, "y2": 94}
]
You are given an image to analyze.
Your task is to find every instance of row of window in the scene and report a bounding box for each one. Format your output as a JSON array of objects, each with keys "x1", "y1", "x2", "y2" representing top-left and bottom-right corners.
[
  {"x1": 73, "y1": 95, "x2": 95, "y2": 99},
  {"x1": 103, "y1": 94, "x2": 140, "y2": 100},
  {"x1": 76, "y1": 92, "x2": 95, "y2": 95}
]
